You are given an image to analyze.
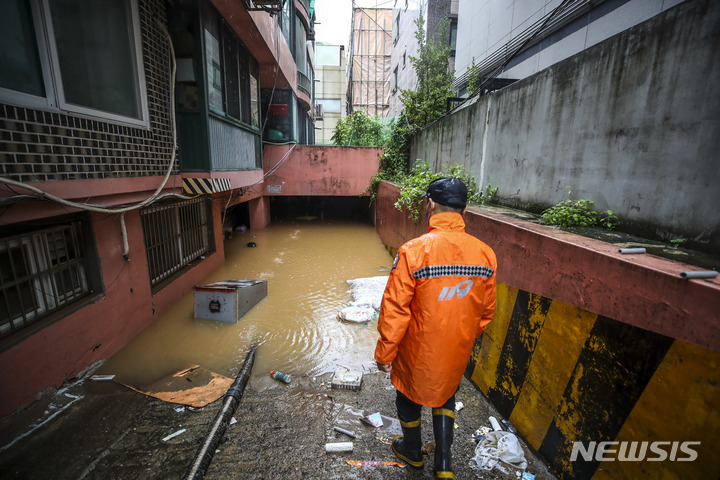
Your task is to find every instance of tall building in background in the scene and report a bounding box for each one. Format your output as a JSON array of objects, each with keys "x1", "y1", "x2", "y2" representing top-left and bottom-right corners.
[
  {"x1": 388, "y1": 0, "x2": 457, "y2": 118},
  {"x1": 347, "y1": 7, "x2": 393, "y2": 117},
  {"x1": 314, "y1": 43, "x2": 347, "y2": 144}
]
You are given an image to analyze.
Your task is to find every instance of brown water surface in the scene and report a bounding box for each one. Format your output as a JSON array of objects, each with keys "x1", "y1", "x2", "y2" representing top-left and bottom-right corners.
[{"x1": 97, "y1": 221, "x2": 393, "y2": 386}]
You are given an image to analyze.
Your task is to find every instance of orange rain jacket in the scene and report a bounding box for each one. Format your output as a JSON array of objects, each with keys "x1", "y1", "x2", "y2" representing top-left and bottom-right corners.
[{"x1": 374, "y1": 212, "x2": 497, "y2": 407}]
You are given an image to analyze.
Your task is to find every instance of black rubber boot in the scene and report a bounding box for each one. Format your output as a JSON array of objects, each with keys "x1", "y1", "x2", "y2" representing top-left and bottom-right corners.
[
  {"x1": 432, "y1": 408, "x2": 456, "y2": 479},
  {"x1": 391, "y1": 417, "x2": 424, "y2": 468}
]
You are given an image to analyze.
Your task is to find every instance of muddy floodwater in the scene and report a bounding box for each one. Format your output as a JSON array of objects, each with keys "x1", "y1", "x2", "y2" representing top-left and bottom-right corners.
[
  {"x1": 97, "y1": 221, "x2": 394, "y2": 386},
  {"x1": 0, "y1": 218, "x2": 559, "y2": 480}
]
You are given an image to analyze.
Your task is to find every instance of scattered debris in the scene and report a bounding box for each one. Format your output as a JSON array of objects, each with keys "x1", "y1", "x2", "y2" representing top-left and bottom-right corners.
[
  {"x1": 346, "y1": 460, "x2": 405, "y2": 468},
  {"x1": 455, "y1": 401, "x2": 465, "y2": 412},
  {"x1": 330, "y1": 368, "x2": 363, "y2": 391},
  {"x1": 114, "y1": 364, "x2": 233, "y2": 408},
  {"x1": 422, "y1": 441, "x2": 436, "y2": 456},
  {"x1": 338, "y1": 276, "x2": 387, "y2": 325},
  {"x1": 90, "y1": 375, "x2": 115, "y2": 381},
  {"x1": 345, "y1": 276, "x2": 388, "y2": 312},
  {"x1": 618, "y1": 248, "x2": 646, "y2": 254},
  {"x1": 270, "y1": 370, "x2": 292, "y2": 383},
  {"x1": 325, "y1": 442, "x2": 353, "y2": 453},
  {"x1": 361, "y1": 412, "x2": 383, "y2": 428},
  {"x1": 338, "y1": 305, "x2": 376, "y2": 324},
  {"x1": 333, "y1": 426, "x2": 357, "y2": 438},
  {"x1": 501, "y1": 418, "x2": 518, "y2": 434},
  {"x1": 488, "y1": 416, "x2": 502, "y2": 431},
  {"x1": 680, "y1": 270, "x2": 718, "y2": 279},
  {"x1": 469, "y1": 431, "x2": 528, "y2": 473},
  {"x1": 161, "y1": 428, "x2": 186, "y2": 442}
]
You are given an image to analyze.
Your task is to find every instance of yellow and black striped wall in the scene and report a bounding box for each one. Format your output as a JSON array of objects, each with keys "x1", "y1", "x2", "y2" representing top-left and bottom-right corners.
[{"x1": 466, "y1": 284, "x2": 719, "y2": 480}]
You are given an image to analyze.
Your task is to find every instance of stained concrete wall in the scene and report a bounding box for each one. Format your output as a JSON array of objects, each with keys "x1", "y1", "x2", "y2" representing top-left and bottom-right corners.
[
  {"x1": 262, "y1": 145, "x2": 382, "y2": 196},
  {"x1": 375, "y1": 180, "x2": 720, "y2": 480},
  {"x1": 411, "y1": 0, "x2": 720, "y2": 249}
]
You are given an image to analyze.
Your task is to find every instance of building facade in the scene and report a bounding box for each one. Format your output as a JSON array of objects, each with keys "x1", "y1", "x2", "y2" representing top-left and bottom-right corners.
[
  {"x1": 454, "y1": 0, "x2": 686, "y2": 96},
  {"x1": 347, "y1": 7, "x2": 393, "y2": 117},
  {"x1": 314, "y1": 43, "x2": 347, "y2": 145},
  {"x1": 0, "y1": 0, "x2": 315, "y2": 417},
  {"x1": 388, "y1": 0, "x2": 458, "y2": 118}
]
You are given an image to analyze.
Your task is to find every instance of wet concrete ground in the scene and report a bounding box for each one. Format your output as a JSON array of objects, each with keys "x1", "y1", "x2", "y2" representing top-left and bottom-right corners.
[{"x1": 0, "y1": 366, "x2": 558, "y2": 479}]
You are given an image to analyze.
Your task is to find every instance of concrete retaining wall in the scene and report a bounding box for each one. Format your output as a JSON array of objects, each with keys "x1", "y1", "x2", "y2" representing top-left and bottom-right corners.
[
  {"x1": 410, "y1": 0, "x2": 720, "y2": 249},
  {"x1": 375, "y1": 180, "x2": 720, "y2": 480}
]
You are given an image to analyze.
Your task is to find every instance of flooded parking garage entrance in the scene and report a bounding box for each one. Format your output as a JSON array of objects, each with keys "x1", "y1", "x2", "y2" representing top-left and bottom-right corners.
[
  {"x1": 0, "y1": 200, "x2": 559, "y2": 479},
  {"x1": 96, "y1": 216, "x2": 394, "y2": 388}
]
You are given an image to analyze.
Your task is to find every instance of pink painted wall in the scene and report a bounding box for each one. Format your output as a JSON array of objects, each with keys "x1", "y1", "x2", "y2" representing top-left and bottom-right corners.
[
  {"x1": 263, "y1": 145, "x2": 382, "y2": 196},
  {"x1": 375, "y1": 181, "x2": 720, "y2": 352},
  {"x1": 0, "y1": 201, "x2": 226, "y2": 417},
  {"x1": 249, "y1": 196, "x2": 271, "y2": 230}
]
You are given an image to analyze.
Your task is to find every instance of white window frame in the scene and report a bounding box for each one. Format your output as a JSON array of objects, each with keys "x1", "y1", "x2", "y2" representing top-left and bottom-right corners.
[{"x1": 0, "y1": 0, "x2": 149, "y2": 128}]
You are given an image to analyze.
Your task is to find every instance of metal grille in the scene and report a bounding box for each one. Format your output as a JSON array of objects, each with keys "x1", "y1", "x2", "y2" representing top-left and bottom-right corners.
[
  {"x1": 140, "y1": 197, "x2": 212, "y2": 287},
  {"x1": 0, "y1": 222, "x2": 89, "y2": 338}
]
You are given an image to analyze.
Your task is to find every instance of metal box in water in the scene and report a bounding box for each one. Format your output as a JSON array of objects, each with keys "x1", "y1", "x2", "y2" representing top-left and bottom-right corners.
[{"x1": 193, "y1": 280, "x2": 267, "y2": 322}]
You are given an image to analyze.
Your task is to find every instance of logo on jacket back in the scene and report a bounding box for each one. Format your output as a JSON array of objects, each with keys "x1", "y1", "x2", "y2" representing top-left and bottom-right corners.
[{"x1": 438, "y1": 280, "x2": 473, "y2": 301}]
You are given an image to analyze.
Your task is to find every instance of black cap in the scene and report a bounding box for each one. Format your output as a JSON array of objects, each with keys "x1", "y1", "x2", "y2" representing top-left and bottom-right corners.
[{"x1": 422, "y1": 177, "x2": 467, "y2": 209}]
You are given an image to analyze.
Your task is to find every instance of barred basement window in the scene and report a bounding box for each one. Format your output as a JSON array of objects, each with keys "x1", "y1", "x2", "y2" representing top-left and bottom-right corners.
[
  {"x1": 141, "y1": 197, "x2": 214, "y2": 288},
  {"x1": 0, "y1": 219, "x2": 98, "y2": 339}
]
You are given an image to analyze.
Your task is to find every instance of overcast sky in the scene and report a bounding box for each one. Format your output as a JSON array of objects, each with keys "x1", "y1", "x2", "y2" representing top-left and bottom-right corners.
[{"x1": 313, "y1": 0, "x2": 396, "y2": 46}]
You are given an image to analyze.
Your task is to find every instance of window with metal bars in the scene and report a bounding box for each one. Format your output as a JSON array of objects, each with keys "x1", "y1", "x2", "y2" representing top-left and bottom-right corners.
[
  {"x1": 140, "y1": 197, "x2": 214, "y2": 289},
  {"x1": 0, "y1": 217, "x2": 99, "y2": 340}
]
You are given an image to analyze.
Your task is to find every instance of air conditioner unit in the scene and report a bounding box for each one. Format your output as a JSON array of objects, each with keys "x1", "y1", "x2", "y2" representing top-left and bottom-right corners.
[{"x1": 314, "y1": 104, "x2": 323, "y2": 121}]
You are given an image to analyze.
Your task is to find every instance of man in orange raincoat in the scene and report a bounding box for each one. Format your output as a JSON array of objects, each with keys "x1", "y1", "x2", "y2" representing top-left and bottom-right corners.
[{"x1": 375, "y1": 177, "x2": 497, "y2": 479}]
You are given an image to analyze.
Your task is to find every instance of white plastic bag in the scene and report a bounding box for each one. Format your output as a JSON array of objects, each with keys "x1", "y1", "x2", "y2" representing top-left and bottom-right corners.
[{"x1": 469, "y1": 431, "x2": 528, "y2": 472}]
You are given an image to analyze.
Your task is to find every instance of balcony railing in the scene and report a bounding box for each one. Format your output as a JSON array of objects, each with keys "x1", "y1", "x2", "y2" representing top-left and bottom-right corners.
[{"x1": 298, "y1": 70, "x2": 312, "y2": 97}]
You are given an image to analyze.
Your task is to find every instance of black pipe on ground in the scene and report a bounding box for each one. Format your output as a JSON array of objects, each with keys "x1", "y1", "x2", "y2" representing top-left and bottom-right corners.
[{"x1": 184, "y1": 346, "x2": 257, "y2": 480}]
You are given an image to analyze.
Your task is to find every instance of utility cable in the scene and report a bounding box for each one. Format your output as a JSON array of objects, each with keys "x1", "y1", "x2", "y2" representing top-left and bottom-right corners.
[{"x1": 238, "y1": 142, "x2": 297, "y2": 197}]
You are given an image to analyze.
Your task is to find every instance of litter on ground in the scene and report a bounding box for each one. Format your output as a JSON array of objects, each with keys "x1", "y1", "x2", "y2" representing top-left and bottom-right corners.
[
  {"x1": 346, "y1": 460, "x2": 405, "y2": 468},
  {"x1": 469, "y1": 430, "x2": 528, "y2": 473}
]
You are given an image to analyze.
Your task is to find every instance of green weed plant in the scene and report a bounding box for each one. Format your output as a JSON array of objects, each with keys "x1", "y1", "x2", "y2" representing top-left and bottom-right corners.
[
  {"x1": 541, "y1": 187, "x2": 617, "y2": 229},
  {"x1": 395, "y1": 161, "x2": 498, "y2": 223}
]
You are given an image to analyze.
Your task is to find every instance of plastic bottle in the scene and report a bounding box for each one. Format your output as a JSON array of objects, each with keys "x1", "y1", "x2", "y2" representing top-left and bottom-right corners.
[{"x1": 270, "y1": 370, "x2": 291, "y2": 383}]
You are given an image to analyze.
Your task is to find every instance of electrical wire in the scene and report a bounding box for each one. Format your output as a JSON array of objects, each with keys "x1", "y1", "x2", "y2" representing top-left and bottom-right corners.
[{"x1": 238, "y1": 143, "x2": 298, "y2": 197}]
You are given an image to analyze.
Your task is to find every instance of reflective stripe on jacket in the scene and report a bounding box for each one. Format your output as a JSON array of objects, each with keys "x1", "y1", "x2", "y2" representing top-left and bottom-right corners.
[{"x1": 374, "y1": 212, "x2": 497, "y2": 407}]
